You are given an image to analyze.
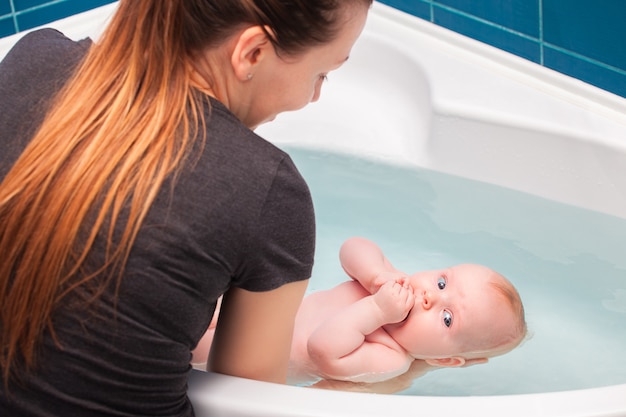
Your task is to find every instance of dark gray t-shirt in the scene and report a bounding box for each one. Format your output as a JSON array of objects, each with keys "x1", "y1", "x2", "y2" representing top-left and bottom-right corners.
[{"x1": 0, "y1": 29, "x2": 315, "y2": 416}]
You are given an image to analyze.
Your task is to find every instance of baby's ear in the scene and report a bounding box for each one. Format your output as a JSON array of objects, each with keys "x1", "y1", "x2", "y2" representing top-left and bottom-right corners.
[
  {"x1": 424, "y1": 357, "x2": 466, "y2": 368},
  {"x1": 461, "y1": 357, "x2": 489, "y2": 368},
  {"x1": 425, "y1": 357, "x2": 489, "y2": 368}
]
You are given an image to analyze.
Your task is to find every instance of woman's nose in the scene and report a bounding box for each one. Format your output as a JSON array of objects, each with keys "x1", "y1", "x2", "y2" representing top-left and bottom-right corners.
[
  {"x1": 311, "y1": 79, "x2": 324, "y2": 103},
  {"x1": 311, "y1": 86, "x2": 322, "y2": 103}
]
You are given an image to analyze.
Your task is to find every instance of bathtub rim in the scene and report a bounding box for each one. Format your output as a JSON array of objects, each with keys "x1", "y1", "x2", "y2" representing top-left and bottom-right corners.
[{"x1": 188, "y1": 370, "x2": 626, "y2": 417}]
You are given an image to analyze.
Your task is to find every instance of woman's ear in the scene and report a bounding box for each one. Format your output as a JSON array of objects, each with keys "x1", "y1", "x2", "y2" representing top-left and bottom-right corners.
[{"x1": 230, "y1": 26, "x2": 273, "y2": 81}]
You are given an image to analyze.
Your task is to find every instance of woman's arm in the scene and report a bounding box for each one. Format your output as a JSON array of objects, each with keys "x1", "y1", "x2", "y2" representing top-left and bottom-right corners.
[
  {"x1": 339, "y1": 237, "x2": 407, "y2": 294},
  {"x1": 208, "y1": 279, "x2": 308, "y2": 383},
  {"x1": 306, "y1": 280, "x2": 414, "y2": 382}
]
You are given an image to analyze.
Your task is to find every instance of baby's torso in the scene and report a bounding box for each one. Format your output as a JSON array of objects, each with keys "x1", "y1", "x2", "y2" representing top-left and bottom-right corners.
[{"x1": 288, "y1": 281, "x2": 402, "y2": 383}]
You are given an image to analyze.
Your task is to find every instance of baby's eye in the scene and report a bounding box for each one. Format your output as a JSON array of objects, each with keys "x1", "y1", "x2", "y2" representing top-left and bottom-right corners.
[
  {"x1": 442, "y1": 310, "x2": 453, "y2": 328},
  {"x1": 437, "y1": 276, "x2": 446, "y2": 290}
]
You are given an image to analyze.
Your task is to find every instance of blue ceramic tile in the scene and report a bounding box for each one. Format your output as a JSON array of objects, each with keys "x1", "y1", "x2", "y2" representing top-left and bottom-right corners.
[
  {"x1": 13, "y1": 0, "x2": 48, "y2": 12},
  {"x1": 436, "y1": 0, "x2": 540, "y2": 38},
  {"x1": 544, "y1": 46, "x2": 626, "y2": 98},
  {"x1": 16, "y1": 0, "x2": 116, "y2": 31},
  {"x1": 0, "y1": 16, "x2": 15, "y2": 37},
  {"x1": 543, "y1": 0, "x2": 626, "y2": 72},
  {"x1": 433, "y1": 6, "x2": 541, "y2": 63},
  {"x1": 0, "y1": 0, "x2": 11, "y2": 16},
  {"x1": 377, "y1": 0, "x2": 431, "y2": 21}
]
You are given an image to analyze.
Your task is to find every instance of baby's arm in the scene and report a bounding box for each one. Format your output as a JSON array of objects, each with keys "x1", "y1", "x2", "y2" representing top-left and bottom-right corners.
[
  {"x1": 339, "y1": 237, "x2": 407, "y2": 294},
  {"x1": 307, "y1": 280, "x2": 415, "y2": 382}
]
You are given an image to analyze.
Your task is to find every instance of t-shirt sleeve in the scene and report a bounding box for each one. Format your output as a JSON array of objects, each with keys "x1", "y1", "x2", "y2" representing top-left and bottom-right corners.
[{"x1": 233, "y1": 154, "x2": 316, "y2": 292}]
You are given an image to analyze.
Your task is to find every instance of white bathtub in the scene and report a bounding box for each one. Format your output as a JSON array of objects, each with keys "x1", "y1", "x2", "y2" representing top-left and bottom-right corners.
[{"x1": 2, "y1": 2, "x2": 626, "y2": 416}]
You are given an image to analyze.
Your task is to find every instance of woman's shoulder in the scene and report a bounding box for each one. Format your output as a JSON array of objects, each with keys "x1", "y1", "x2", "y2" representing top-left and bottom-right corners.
[
  {"x1": 203, "y1": 98, "x2": 303, "y2": 179},
  {"x1": 0, "y1": 28, "x2": 91, "y2": 90},
  {"x1": 16, "y1": 27, "x2": 71, "y2": 45},
  {"x1": 5, "y1": 28, "x2": 91, "y2": 63}
]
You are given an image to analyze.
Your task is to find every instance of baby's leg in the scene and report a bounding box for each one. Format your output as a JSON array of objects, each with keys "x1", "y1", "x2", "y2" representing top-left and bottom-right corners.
[
  {"x1": 191, "y1": 328, "x2": 215, "y2": 369},
  {"x1": 191, "y1": 297, "x2": 222, "y2": 369}
]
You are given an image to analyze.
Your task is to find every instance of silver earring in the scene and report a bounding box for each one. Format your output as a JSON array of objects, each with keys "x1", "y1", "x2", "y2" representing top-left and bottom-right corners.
[{"x1": 247, "y1": 73, "x2": 253, "y2": 80}]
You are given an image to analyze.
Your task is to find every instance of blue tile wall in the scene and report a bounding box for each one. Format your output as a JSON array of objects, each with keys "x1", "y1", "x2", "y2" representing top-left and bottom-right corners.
[
  {"x1": 0, "y1": 1, "x2": 11, "y2": 15},
  {"x1": 544, "y1": 0, "x2": 626, "y2": 71},
  {"x1": 0, "y1": 0, "x2": 116, "y2": 34},
  {"x1": 0, "y1": 17, "x2": 13, "y2": 38},
  {"x1": 437, "y1": 0, "x2": 540, "y2": 37},
  {"x1": 379, "y1": 0, "x2": 431, "y2": 20},
  {"x1": 433, "y1": 6, "x2": 541, "y2": 64},
  {"x1": 377, "y1": 0, "x2": 626, "y2": 98},
  {"x1": 1, "y1": 0, "x2": 625, "y2": 99}
]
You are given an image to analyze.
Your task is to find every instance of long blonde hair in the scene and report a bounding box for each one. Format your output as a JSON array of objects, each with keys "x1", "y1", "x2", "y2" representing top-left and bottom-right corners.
[
  {"x1": 0, "y1": 0, "x2": 372, "y2": 384},
  {"x1": 0, "y1": 1, "x2": 201, "y2": 384}
]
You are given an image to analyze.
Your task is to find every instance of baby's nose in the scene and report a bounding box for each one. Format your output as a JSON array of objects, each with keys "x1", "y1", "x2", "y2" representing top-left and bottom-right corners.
[{"x1": 421, "y1": 291, "x2": 436, "y2": 310}]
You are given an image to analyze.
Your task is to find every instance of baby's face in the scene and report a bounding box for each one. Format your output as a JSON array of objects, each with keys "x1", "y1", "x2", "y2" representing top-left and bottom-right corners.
[{"x1": 385, "y1": 264, "x2": 518, "y2": 359}]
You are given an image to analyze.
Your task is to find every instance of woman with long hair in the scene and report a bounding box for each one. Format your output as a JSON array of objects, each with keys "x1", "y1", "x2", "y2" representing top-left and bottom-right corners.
[{"x1": 0, "y1": 0, "x2": 371, "y2": 415}]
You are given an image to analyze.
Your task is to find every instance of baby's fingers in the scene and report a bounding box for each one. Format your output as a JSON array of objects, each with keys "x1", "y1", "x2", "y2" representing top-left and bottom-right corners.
[
  {"x1": 395, "y1": 276, "x2": 409, "y2": 286},
  {"x1": 398, "y1": 285, "x2": 415, "y2": 311}
]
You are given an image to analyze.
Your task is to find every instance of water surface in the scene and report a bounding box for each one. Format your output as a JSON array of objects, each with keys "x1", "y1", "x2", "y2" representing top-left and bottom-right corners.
[{"x1": 287, "y1": 146, "x2": 626, "y2": 396}]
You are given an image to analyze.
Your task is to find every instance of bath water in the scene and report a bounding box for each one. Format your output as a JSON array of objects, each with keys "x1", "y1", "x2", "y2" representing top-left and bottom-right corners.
[{"x1": 286, "y1": 146, "x2": 626, "y2": 396}]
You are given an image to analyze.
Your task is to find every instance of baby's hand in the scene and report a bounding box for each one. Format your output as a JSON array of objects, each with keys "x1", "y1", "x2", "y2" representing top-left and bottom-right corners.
[
  {"x1": 373, "y1": 280, "x2": 414, "y2": 324},
  {"x1": 370, "y1": 271, "x2": 408, "y2": 294}
]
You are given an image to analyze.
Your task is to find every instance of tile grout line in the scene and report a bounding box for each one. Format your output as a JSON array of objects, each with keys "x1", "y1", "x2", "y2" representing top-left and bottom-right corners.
[
  {"x1": 429, "y1": 0, "x2": 434, "y2": 23},
  {"x1": 427, "y1": 1, "x2": 624, "y2": 79},
  {"x1": 538, "y1": 0, "x2": 544, "y2": 66},
  {"x1": 431, "y1": 2, "x2": 542, "y2": 44},
  {"x1": 544, "y1": 42, "x2": 626, "y2": 77},
  {"x1": 9, "y1": 0, "x2": 18, "y2": 33},
  {"x1": 8, "y1": 0, "x2": 72, "y2": 33}
]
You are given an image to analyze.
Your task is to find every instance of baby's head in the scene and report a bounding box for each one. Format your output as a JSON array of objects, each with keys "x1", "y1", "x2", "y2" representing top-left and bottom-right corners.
[
  {"x1": 390, "y1": 264, "x2": 526, "y2": 367},
  {"x1": 450, "y1": 265, "x2": 526, "y2": 365}
]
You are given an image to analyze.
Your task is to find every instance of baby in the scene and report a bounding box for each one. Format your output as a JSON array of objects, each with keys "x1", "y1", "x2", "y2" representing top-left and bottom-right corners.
[{"x1": 193, "y1": 237, "x2": 526, "y2": 384}]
